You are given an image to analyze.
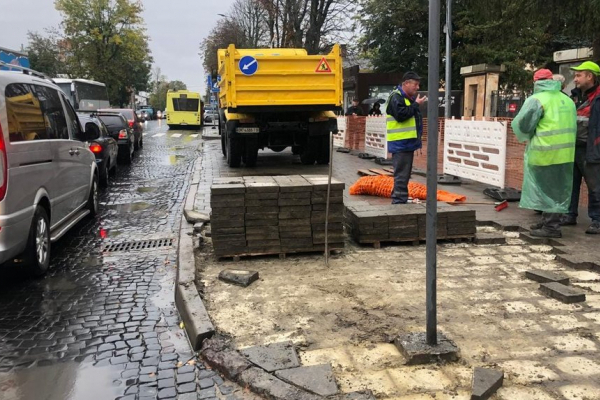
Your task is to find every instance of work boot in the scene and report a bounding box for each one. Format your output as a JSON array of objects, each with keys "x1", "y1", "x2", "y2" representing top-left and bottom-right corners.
[
  {"x1": 559, "y1": 216, "x2": 577, "y2": 226},
  {"x1": 530, "y1": 228, "x2": 562, "y2": 238},
  {"x1": 585, "y1": 221, "x2": 600, "y2": 234},
  {"x1": 529, "y1": 221, "x2": 544, "y2": 230}
]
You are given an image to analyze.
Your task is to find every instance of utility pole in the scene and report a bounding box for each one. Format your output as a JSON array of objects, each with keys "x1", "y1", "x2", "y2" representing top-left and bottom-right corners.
[
  {"x1": 445, "y1": 0, "x2": 452, "y2": 119},
  {"x1": 426, "y1": 0, "x2": 441, "y2": 346}
]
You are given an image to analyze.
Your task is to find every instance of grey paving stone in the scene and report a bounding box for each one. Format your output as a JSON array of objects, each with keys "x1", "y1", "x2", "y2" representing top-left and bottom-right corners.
[
  {"x1": 539, "y1": 282, "x2": 586, "y2": 303},
  {"x1": 199, "y1": 377, "x2": 214, "y2": 389},
  {"x1": 240, "y1": 341, "x2": 301, "y2": 373},
  {"x1": 177, "y1": 382, "x2": 198, "y2": 393},
  {"x1": 275, "y1": 364, "x2": 338, "y2": 396},
  {"x1": 158, "y1": 378, "x2": 175, "y2": 389},
  {"x1": 177, "y1": 372, "x2": 196, "y2": 384},
  {"x1": 525, "y1": 269, "x2": 569, "y2": 285},
  {"x1": 218, "y1": 269, "x2": 259, "y2": 287},
  {"x1": 239, "y1": 367, "x2": 321, "y2": 400},
  {"x1": 157, "y1": 387, "x2": 177, "y2": 399},
  {"x1": 471, "y1": 367, "x2": 504, "y2": 400},
  {"x1": 198, "y1": 387, "x2": 217, "y2": 399}
]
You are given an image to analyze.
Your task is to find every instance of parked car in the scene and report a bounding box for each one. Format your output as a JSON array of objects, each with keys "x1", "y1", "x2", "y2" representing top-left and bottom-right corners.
[
  {"x1": 98, "y1": 108, "x2": 143, "y2": 150},
  {"x1": 97, "y1": 112, "x2": 135, "y2": 164},
  {"x1": 0, "y1": 67, "x2": 100, "y2": 277},
  {"x1": 78, "y1": 113, "x2": 118, "y2": 187}
]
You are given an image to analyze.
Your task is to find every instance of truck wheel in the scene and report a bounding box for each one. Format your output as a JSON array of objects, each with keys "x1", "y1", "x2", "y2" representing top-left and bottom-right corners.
[
  {"x1": 316, "y1": 134, "x2": 330, "y2": 165},
  {"x1": 243, "y1": 137, "x2": 258, "y2": 167},
  {"x1": 292, "y1": 146, "x2": 302, "y2": 155},
  {"x1": 227, "y1": 136, "x2": 243, "y2": 168},
  {"x1": 221, "y1": 131, "x2": 227, "y2": 157},
  {"x1": 300, "y1": 136, "x2": 319, "y2": 165}
]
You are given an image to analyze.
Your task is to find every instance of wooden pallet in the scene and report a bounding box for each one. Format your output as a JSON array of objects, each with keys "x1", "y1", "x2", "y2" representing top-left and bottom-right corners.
[
  {"x1": 357, "y1": 169, "x2": 378, "y2": 176},
  {"x1": 216, "y1": 246, "x2": 344, "y2": 261},
  {"x1": 368, "y1": 168, "x2": 393, "y2": 176},
  {"x1": 357, "y1": 234, "x2": 475, "y2": 249}
]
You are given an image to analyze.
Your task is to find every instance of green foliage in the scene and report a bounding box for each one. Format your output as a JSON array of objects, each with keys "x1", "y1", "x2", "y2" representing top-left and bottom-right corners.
[
  {"x1": 26, "y1": 30, "x2": 66, "y2": 77},
  {"x1": 55, "y1": 0, "x2": 153, "y2": 106},
  {"x1": 149, "y1": 80, "x2": 187, "y2": 111},
  {"x1": 358, "y1": 0, "x2": 600, "y2": 91}
]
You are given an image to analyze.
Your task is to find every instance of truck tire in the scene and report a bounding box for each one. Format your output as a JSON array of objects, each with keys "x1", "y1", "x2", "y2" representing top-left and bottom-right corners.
[
  {"x1": 300, "y1": 139, "x2": 317, "y2": 165},
  {"x1": 292, "y1": 146, "x2": 302, "y2": 155},
  {"x1": 243, "y1": 137, "x2": 258, "y2": 167},
  {"x1": 221, "y1": 131, "x2": 227, "y2": 157},
  {"x1": 227, "y1": 136, "x2": 243, "y2": 167},
  {"x1": 316, "y1": 134, "x2": 330, "y2": 165}
]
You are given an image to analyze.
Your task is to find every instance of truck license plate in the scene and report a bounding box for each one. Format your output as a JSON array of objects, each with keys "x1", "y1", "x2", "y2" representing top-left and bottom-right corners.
[{"x1": 236, "y1": 127, "x2": 259, "y2": 134}]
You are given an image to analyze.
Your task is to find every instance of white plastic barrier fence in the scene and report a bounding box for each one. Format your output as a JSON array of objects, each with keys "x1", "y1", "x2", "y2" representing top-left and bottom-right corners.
[
  {"x1": 333, "y1": 117, "x2": 347, "y2": 147},
  {"x1": 364, "y1": 116, "x2": 388, "y2": 159},
  {"x1": 443, "y1": 118, "x2": 507, "y2": 187}
]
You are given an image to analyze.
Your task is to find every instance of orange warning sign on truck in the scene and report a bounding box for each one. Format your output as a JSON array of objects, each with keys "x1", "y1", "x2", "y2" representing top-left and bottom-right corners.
[{"x1": 315, "y1": 57, "x2": 332, "y2": 73}]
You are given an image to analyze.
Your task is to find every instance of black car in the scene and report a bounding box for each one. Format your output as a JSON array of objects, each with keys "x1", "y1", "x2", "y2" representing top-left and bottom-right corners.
[
  {"x1": 97, "y1": 112, "x2": 135, "y2": 164},
  {"x1": 100, "y1": 108, "x2": 143, "y2": 150},
  {"x1": 78, "y1": 113, "x2": 118, "y2": 187}
]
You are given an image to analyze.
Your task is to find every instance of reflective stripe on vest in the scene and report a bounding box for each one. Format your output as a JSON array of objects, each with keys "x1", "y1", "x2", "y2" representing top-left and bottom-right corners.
[
  {"x1": 386, "y1": 90, "x2": 417, "y2": 142},
  {"x1": 528, "y1": 91, "x2": 576, "y2": 166}
]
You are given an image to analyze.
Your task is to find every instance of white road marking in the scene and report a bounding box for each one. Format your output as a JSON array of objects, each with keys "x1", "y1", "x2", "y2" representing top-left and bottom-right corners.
[
  {"x1": 190, "y1": 134, "x2": 199, "y2": 138},
  {"x1": 153, "y1": 133, "x2": 165, "y2": 137},
  {"x1": 170, "y1": 133, "x2": 182, "y2": 138},
  {"x1": 143, "y1": 132, "x2": 148, "y2": 136}
]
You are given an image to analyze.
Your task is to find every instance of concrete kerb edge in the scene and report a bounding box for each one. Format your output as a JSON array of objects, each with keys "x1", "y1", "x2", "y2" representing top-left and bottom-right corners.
[{"x1": 175, "y1": 149, "x2": 215, "y2": 351}]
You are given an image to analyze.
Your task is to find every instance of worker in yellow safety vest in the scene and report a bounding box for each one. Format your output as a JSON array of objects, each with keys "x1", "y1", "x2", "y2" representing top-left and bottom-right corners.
[
  {"x1": 386, "y1": 71, "x2": 428, "y2": 204},
  {"x1": 511, "y1": 68, "x2": 577, "y2": 238}
]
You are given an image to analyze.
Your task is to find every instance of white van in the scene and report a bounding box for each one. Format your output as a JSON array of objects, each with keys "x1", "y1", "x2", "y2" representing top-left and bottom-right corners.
[{"x1": 0, "y1": 64, "x2": 100, "y2": 276}]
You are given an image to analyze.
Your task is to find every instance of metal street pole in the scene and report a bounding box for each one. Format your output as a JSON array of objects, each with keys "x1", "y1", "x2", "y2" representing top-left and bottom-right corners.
[
  {"x1": 445, "y1": 0, "x2": 452, "y2": 119},
  {"x1": 426, "y1": 0, "x2": 441, "y2": 346}
]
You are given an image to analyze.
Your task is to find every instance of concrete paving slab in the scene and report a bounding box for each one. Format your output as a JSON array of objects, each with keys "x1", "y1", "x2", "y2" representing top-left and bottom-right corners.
[
  {"x1": 539, "y1": 282, "x2": 586, "y2": 303},
  {"x1": 471, "y1": 367, "x2": 503, "y2": 400},
  {"x1": 394, "y1": 332, "x2": 459, "y2": 365},
  {"x1": 184, "y1": 209, "x2": 210, "y2": 223},
  {"x1": 274, "y1": 364, "x2": 338, "y2": 396},
  {"x1": 218, "y1": 269, "x2": 259, "y2": 287},
  {"x1": 525, "y1": 269, "x2": 569, "y2": 285},
  {"x1": 240, "y1": 341, "x2": 301, "y2": 372}
]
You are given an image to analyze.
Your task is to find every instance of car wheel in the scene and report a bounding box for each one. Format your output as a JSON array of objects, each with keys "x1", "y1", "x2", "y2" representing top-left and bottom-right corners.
[
  {"x1": 124, "y1": 145, "x2": 133, "y2": 164},
  {"x1": 139, "y1": 136, "x2": 143, "y2": 149},
  {"x1": 23, "y1": 206, "x2": 51, "y2": 278},
  {"x1": 100, "y1": 161, "x2": 109, "y2": 188},
  {"x1": 86, "y1": 175, "x2": 99, "y2": 218},
  {"x1": 110, "y1": 161, "x2": 118, "y2": 178}
]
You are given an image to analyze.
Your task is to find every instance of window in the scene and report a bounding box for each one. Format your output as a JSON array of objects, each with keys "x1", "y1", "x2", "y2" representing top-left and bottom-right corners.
[
  {"x1": 62, "y1": 93, "x2": 82, "y2": 139},
  {"x1": 98, "y1": 115, "x2": 126, "y2": 130},
  {"x1": 172, "y1": 98, "x2": 199, "y2": 112},
  {"x1": 31, "y1": 85, "x2": 70, "y2": 140},
  {"x1": 5, "y1": 83, "x2": 47, "y2": 142}
]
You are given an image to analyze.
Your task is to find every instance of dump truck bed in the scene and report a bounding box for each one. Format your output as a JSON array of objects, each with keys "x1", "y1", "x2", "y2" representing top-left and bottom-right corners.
[{"x1": 217, "y1": 45, "x2": 342, "y2": 110}]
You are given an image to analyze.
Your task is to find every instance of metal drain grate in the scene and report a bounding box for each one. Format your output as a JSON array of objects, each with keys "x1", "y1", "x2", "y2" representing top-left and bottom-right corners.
[{"x1": 103, "y1": 238, "x2": 174, "y2": 253}]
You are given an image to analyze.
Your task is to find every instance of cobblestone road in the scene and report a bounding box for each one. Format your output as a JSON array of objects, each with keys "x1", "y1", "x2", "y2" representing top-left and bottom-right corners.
[{"x1": 0, "y1": 121, "x2": 251, "y2": 400}]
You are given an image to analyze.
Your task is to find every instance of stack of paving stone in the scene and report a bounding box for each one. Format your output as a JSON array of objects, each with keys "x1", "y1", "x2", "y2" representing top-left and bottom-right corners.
[
  {"x1": 210, "y1": 175, "x2": 345, "y2": 258},
  {"x1": 345, "y1": 203, "x2": 476, "y2": 245}
]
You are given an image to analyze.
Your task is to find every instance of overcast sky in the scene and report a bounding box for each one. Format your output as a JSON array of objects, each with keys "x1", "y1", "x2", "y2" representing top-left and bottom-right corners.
[{"x1": 0, "y1": 0, "x2": 236, "y2": 93}]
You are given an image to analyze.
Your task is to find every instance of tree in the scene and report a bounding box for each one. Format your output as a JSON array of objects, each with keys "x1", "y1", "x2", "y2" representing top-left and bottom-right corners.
[
  {"x1": 149, "y1": 80, "x2": 187, "y2": 112},
  {"x1": 200, "y1": 18, "x2": 246, "y2": 76},
  {"x1": 26, "y1": 29, "x2": 66, "y2": 77},
  {"x1": 55, "y1": 0, "x2": 153, "y2": 106}
]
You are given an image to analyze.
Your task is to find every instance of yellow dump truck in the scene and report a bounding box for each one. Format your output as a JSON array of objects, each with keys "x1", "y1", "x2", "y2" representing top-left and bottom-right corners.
[{"x1": 216, "y1": 44, "x2": 343, "y2": 167}]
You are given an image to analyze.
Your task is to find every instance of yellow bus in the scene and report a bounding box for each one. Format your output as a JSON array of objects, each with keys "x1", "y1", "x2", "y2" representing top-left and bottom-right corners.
[{"x1": 166, "y1": 90, "x2": 203, "y2": 129}]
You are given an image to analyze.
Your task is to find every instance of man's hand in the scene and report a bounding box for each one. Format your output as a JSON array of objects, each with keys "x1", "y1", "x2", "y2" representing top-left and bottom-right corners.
[{"x1": 415, "y1": 94, "x2": 428, "y2": 105}]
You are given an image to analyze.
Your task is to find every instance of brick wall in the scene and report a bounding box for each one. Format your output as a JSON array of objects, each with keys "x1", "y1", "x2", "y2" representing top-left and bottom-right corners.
[{"x1": 345, "y1": 116, "x2": 366, "y2": 151}]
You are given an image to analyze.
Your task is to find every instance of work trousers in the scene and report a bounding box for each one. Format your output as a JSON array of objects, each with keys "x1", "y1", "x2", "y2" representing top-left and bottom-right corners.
[
  {"x1": 392, "y1": 151, "x2": 414, "y2": 204},
  {"x1": 568, "y1": 145, "x2": 600, "y2": 222}
]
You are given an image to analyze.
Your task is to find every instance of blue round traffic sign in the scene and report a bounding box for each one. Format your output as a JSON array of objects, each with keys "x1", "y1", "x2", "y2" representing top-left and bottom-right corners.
[{"x1": 239, "y1": 56, "x2": 258, "y2": 76}]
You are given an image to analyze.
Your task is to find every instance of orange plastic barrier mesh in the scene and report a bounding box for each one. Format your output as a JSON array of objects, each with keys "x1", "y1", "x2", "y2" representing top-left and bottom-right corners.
[{"x1": 349, "y1": 175, "x2": 466, "y2": 202}]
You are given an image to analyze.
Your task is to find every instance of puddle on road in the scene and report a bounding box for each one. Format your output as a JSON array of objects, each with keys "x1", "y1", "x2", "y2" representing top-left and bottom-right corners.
[
  {"x1": 163, "y1": 155, "x2": 186, "y2": 165},
  {"x1": 0, "y1": 362, "x2": 122, "y2": 400},
  {"x1": 39, "y1": 276, "x2": 77, "y2": 291},
  {"x1": 106, "y1": 201, "x2": 152, "y2": 212}
]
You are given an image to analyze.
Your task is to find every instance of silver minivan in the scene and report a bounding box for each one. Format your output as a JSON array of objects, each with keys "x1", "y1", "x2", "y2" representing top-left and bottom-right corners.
[{"x1": 0, "y1": 66, "x2": 100, "y2": 277}]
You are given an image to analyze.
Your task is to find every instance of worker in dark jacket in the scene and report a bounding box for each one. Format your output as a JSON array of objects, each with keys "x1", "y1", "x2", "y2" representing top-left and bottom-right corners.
[
  {"x1": 386, "y1": 71, "x2": 427, "y2": 204},
  {"x1": 345, "y1": 98, "x2": 364, "y2": 116},
  {"x1": 562, "y1": 61, "x2": 600, "y2": 234}
]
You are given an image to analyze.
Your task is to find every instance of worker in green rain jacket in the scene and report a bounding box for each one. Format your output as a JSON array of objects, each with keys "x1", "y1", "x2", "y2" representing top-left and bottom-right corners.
[{"x1": 511, "y1": 68, "x2": 577, "y2": 238}]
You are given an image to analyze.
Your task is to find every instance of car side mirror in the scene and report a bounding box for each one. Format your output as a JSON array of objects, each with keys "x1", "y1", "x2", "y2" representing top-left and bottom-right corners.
[{"x1": 78, "y1": 123, "x2": 101, "y2": 142}]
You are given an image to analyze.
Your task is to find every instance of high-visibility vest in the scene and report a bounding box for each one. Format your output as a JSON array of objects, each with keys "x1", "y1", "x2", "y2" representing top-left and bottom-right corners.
[
  {"x1": 528, "y1": 91, "x2": 576, "y2": 166},
  {"x1": 386, "y1": 90, "x2": 417, "y2": 143}
]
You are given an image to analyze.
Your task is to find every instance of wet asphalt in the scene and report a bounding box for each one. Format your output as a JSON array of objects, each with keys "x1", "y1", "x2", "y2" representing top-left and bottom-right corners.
[{"x1": 0, "y1": 121, "x2": 239, "y2": 400}]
